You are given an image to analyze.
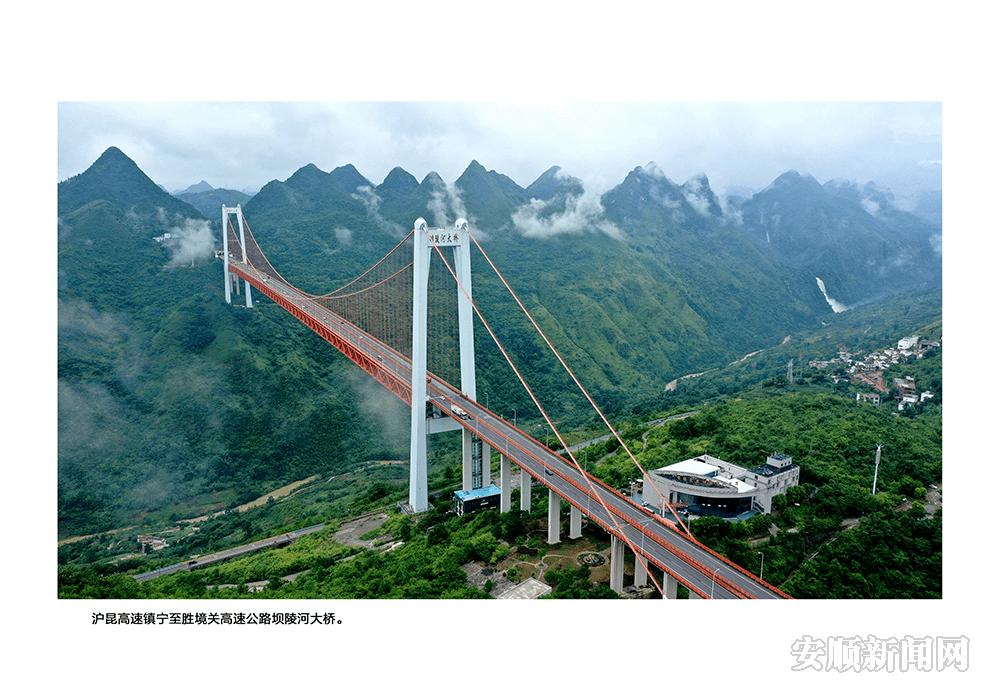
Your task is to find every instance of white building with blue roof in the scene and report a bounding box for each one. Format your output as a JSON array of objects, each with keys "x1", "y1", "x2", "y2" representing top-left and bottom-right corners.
[{"x1": 641, "y1": 453, "x2": 799, "y2": 517}]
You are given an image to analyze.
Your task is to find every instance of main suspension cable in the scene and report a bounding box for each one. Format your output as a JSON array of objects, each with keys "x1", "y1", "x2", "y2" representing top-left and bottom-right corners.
[
  {"x1": 467, "y1": 230, "x2": 693, "y2": 539},
  {"x1": 423, "y1": 228, "x2": 666, "y2": 596}
]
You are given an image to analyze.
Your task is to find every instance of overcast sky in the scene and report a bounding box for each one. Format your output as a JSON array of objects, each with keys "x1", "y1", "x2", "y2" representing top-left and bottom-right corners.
[
  {"x1": 58, "y1": 102, "x2": 942, "y2": 209},
  {"x1": 58, "y1": 101, "x2": 941, "y2": 209}
]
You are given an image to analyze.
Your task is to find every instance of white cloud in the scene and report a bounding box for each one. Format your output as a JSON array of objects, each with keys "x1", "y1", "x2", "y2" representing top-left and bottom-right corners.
[
  {"x1": 511, "y1": 185, "x2": 622, "y2": 240},
  {"x1": 861, "y1": 199, "x2": 880, "y2": 216},
  {"x1": 334, "y1": 227, "x2": 353, "y2": 246},
  {"x1": 352, "y1": 186, "x2": 406, "y2": 238},
  {"x1": 162, "y1": 218, "x2": 216, "y2": 269},
  {"x1": 428, "y1": 180, "x2": 469, "y2": 229},
  {"x1": 684, "y1": 191, "x2": 711, "y2": 216},
  {"x1": 929, "y1": 232, "x2": 942, "y2": 255},
  {"x1": 720, "y1": 198, "x2": 744, "y2": 226}
]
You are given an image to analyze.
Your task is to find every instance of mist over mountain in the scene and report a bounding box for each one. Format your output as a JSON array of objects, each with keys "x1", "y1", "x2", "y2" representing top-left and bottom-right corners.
[
  {"x1": 740, "y1": 171, "x2": 942, "y2": 307},
  {"x1": 526, "y1": 166, "x2": 585, "y2": 201},
  {"x1": 57, "y1": 148, "x2": 393, "y2": 536},
  {"x1": 57, "y1": 146, "x2": 941, "y2": 537},
  {"x1": 911, "y1": 190, "x2": 943, "y2": 228},
  {"x1": 330, "y1": 163, "x2": 374, "y2": 194},
  {"x1": 235, "y1": 155, "x2": 940, "y2": 390}
]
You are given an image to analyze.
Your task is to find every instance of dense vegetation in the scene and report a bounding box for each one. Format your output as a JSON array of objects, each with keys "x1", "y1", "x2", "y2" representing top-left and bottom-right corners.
[
  {"x1": 57, "y1": 148, "x2": 943, "y2": 599},
  {"x1": 587, "y1": 390, "x2": 941, "y2": 493},
  {"x1": 62, "y1": 501, "x2": 532, "y2": 599},
  {"x1": 57, "y1": 150, "x2": 412, "y2": 537},
  {"x1": 782, "y1": 507, "x2": 941, "y2": 598},
  {"x1": 59, "y1": 348, "x2": 943, "y2": 600}
]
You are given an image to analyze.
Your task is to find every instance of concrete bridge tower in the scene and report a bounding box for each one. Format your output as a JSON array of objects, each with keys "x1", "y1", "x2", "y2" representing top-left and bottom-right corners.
[
  {"x1": 222, "y1": 205, "x2": 253, "y2": 308},
  {"x1": 408, "y1": 218, "x2": 488, "y2": 513}
]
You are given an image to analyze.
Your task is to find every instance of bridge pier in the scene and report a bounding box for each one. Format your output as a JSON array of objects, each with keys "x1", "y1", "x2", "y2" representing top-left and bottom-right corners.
[
  {"x1": 610, "y1": 538, "x2": 663, "y2": 595},
  {"x1": 547, "y1": 490, "x2": 561, "y2": 544},
  {"x1": 480, "y1": 438, "x2": 491, "y2": 490},
  {"x1": 520, "y1": 469, "x2": 531, "y2": 512},
  {"x1": 408, "y1": 220, "x2": 432, "y2": 512},
  {"x1": 569, "y1": 504, "x2": 582, "y2": 539},
  {"x1": 663, "y1": 572, "x2": 678, "y2": 600},
  {"x1": 635, "y1": 555, "x2": 648, "y2": 587},
  {"x1": 461, "y1": 430, "x2": 473, "y2": 491},
  {"x1": 610, "y1": 535, "x2": 625, "y2": 593},
  {"x1": 500, "y1": 453, "x2": 512, "y2": 513}
]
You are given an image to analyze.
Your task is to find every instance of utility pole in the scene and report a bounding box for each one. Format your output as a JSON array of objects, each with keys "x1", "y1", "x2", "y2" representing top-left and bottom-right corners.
[{"x1": 872, "y1": 444, "x2": 882, "y2": 495}]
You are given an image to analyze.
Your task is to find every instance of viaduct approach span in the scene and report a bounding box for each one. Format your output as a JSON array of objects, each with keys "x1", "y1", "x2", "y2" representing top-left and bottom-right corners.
[{"x1": 220, "y1": 205, "x2": 790, "y2": 600}]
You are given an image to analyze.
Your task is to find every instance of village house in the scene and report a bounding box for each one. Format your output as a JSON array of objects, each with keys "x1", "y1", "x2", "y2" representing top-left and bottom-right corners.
[{"x1": 813, "y1": 335, "x2": 940, "y2": 409}]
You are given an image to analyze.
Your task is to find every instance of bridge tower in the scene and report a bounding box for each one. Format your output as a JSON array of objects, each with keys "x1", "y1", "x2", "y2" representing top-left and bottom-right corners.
[
  {"x1": 408, "y1": 218, "x2": 487, "y2": 513},
  {"x1": 222, "y1": 205, "x2": 253, "y2": 308}
]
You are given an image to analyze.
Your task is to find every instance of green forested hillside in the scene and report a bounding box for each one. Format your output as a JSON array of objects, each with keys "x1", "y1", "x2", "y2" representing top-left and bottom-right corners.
[
  {"x1": 740, "y1": 171, "x2": 942, "y2": 306},
  {"x1": 174, "y1": 187, "x2": 251, "y2": 218},
  {"x1": 587, "y1": 391, "x2": 941, "y2": 493},
  {"x1": 235, "y1": 160, "x2": 836, "y2": 428},
  {"x1": 58, "y1": 148, "x2": 942, "y2": 599},
  {"x1": 57, "y1": 149, "x2": 409, "y2": 536}
]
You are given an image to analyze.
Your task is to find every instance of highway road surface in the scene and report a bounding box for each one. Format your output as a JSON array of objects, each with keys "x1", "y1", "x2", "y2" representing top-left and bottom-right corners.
[{"x1": 232, "y1": 261, "x2": 789, "y2": 599}]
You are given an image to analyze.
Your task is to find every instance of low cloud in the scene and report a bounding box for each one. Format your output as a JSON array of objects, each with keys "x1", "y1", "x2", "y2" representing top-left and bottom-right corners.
[
  {"x1": 511, "y1": 185, "x2": 622, "y2": 240},
  {"x1": 163, "y1": 218, "x2": 217, "y2": 268},
  {"x1": 334, "y1": 227, "x2": 353, "y2": 245},
  {"x1": 929, "y1": 231, "x2": 942, "y2": 255},
  {"x1": 353, "y1": 186, "x2": 406, "y2": 238},
  {"x1": 720, "y1": 198, "x2": 744, "y2": 226},
  {"x1": 684, "y1": 191, "x2": 712, "y2": 216},
  {"x1": 861, "y1": 198, "x2": 881, "y2": 216},
  {"x1": 348, "y1": 368, "x2": 409, "y2": 451},
  {"x1": 429, "y1": 180, "x2": 469, "y2": 229}
]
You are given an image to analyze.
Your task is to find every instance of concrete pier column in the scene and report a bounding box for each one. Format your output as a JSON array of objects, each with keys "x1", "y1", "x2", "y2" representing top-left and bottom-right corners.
[
  {"x1": 500, "y1": 454, "x2": 512, "y2": 513},
  {"x1": 234, "y1": 205, "x2": 253, "y2": 309},
  {"x1": 461, "y1": 429, "x2": 473, "y2": 491},
  {"x1": 520, "y1": 469, "x2": 531, "y2": 512},
  {"x1": 408, "y1": 219, "x2": 431, "y2": 512},
  {"x1": 635, "y1": 555, "x2": 648, "y2": 587},
  {"x1": 547, "y1": 490, "x2": 561, "y2": 544},
  {"x1": 569, "y1": 505, "x2": 582, "y2": 539},
  {"x1": 481, "y1": 441, "x2": 491, "y2": 490},
  {"x1": 662, "y1": 572, "x2": 678, "y2": 600},
  {"x1": 222, "y1": 207, "x2": 232, "y2": 305},
  {"x1": 610, "y1": 536, "x2": 625, "y2": 594}
]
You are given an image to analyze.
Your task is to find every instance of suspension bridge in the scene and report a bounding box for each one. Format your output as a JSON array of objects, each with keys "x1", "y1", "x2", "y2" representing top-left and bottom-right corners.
[{"x1": 220, "y1": 205, "x2": 790, "y2": 600}]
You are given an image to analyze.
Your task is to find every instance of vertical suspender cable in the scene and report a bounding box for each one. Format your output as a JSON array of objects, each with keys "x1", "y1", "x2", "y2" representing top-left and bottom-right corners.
[
  {"x1": 423, "y1": 230, "x2": 666, "y2": 596},
  {"x1": 468, "y1": 231, "x2": 692, "y2": 538}
]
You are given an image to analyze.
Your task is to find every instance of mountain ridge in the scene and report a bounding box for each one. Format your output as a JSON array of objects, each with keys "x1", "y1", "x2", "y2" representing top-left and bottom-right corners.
[
  {"x1": 739, "y1": 170, "x2": 941, "y2": 305},
  {"x1": 57, "y1": 146, "x2": 942, "y2": 539},
  {"x1": 59, "y1": 146, "x2": 204, "y2": 221}
]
